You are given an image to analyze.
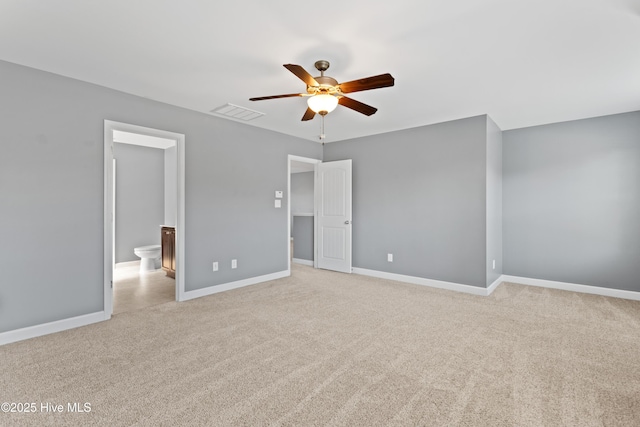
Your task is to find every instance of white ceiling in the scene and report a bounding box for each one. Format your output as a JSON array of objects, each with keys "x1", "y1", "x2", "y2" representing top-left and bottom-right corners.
[{"x1": 2, "y1": 0, "x2": 639, "y2": 143}]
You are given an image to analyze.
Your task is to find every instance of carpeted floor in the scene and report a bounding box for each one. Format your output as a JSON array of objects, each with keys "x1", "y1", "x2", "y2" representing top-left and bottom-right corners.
[{"x1": 2, "y1": 265, "x2": 640, "y2": 426}]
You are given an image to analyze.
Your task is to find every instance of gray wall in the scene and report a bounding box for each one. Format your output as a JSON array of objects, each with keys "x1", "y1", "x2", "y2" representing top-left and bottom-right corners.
[
  {"x1": 323, "y1": 116, "x2": 489, "y2": 287},
  {"x1": 503, "y1": 111, "x2": 640, "y2": 291},
  {"x1": 291, "y1": 171, "x2": 314, "y2": 214},
  {"x1": 291, "y1": 172, "x2": 314, "y2": 261},
  {"x1": 486, "y1": 116, "x2": 503, "y2": 286},
  {"x1": 114, "y1": 142, "x2": 165, "y2": 263},
  {"x1": 0, "y1": 60, "x2": 321, "y2": 333},
  {"x1": 292, "y1": 216, "x2": 314, "y2": 261}
]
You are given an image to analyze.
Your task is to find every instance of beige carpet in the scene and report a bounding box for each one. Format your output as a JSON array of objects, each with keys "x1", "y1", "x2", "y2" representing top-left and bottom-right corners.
[{"x1": 2, "y1": 265, "x2": 640, "y2": 426}]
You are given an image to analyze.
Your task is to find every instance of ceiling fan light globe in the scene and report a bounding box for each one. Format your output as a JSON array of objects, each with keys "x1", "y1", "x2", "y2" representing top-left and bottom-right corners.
[{"x1": 307, "y1": 94, "x2": 338, "y2": 115}]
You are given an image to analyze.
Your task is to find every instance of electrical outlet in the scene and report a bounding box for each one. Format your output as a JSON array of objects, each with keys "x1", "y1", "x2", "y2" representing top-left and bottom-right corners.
[
  {"x1": 231, "y1": 259, "x2": 237, "y2": 269},
  {"x1": 492, "y1": 259, "x2": 496, "y2": 270},
  {"x1": 212, "y1": 262, "x2": 218, "y2": 272},
  {"x1": 387, "y1": 253, "x2": 393, "y2": 262}
]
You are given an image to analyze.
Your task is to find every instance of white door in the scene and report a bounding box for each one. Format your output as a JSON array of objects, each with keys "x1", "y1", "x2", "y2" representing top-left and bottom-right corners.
[{"x1": 315, "y1": 159, "x2": 352, "y2": 273}]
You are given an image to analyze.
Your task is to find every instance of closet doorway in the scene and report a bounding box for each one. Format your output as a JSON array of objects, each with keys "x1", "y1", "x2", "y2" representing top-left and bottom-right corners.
[{"x1": 288, "y1": 155, "x2": 320, "y2": 272}]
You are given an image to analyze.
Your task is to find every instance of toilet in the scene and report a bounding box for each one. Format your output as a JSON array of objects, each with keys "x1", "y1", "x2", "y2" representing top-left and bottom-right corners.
[{"x1": 133, "y1": 245, "x2": 161, "y2": 273}]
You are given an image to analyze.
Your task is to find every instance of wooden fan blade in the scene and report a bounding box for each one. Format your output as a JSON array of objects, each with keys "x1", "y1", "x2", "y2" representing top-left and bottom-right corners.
[
  {"x1": 284, "y1": 64, "x2": 319, "y2": 87},
  {"x1": 249, "y1": 93, "x2": 304, "y2": 101},
  {"x1": 301, "y1": 107, "x2": 316, "y2": 121},
  {"x1": 338, "y1": 73, "x2": 395, "y2": 94},
  {"x1": 338, "y1": 96, "x2": 378, "y2": 116}
]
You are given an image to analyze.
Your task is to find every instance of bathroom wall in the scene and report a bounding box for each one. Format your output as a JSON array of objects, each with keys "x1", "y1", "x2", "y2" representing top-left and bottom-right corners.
[
  {"x1": 164, "y1": 145, "x2": 177, "y2": 226},
  {"x1": 114, "y1": 142, "x2": 165, "y2": 264}
]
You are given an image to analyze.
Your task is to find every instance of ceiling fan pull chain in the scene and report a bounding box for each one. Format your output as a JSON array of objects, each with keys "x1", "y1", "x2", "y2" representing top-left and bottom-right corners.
[{"x1": 319, "y1": 115, "x2": 326, "y2": 144}]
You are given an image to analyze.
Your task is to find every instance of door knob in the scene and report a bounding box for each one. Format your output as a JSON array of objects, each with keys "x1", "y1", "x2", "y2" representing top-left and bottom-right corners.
[{"x1": 344, "y1": 220, "x2": 351, "y2": 224}]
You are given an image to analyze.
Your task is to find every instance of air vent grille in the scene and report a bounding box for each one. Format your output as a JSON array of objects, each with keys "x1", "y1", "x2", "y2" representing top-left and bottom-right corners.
[{"x1": 210, "y1": 103, "x2": 265, "y2": 121}]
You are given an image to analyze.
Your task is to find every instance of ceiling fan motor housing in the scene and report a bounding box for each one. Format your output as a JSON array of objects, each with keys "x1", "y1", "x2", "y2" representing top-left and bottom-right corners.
[{"x1": 308, "y1": 76, "x2": 339, "y2": 95}]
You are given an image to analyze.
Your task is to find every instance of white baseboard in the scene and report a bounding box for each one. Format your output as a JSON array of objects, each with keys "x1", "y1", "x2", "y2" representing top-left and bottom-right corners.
[
  {"x1": 501, "y1": 275, "x2": 640, "y2": 301},
  {"x1": 352, "y1": 268, "x2": 493, "y2": 296},
  {"x1": 0, "y1": 311, "x2": 107, "y2": 346},
  {"x1": 292, "y1": 258, "x2": 314, "y2": 266},
  {"x1": 116, "y1": 260, "x2": 162, "y2": 273},
  {"x1": 352, "y1": 269, "x2": 640, "y2": 301},
  {"x1": 486, "y1": 275, "x2": 503, "y2": 296},
  {"x1": 1, "y1": 271, "x2": 291, "y2": 346},
  {"x1": 115, "y1": 260, "x2": 140, "y2": 269},
  {"x1": 180, "y1": 270, "x2": 290, "y2": 302}
]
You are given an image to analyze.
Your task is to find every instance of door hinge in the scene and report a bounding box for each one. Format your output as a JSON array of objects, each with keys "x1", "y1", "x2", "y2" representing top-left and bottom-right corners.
[{"x1": 110, "y1": 280, "x2": 113, "y2": 289}]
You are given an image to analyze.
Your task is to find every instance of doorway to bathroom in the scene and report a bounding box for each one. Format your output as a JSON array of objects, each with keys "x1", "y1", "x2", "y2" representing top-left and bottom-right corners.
[{"x1": 104, "y1": 121, "x2": 186, "y2": 318}]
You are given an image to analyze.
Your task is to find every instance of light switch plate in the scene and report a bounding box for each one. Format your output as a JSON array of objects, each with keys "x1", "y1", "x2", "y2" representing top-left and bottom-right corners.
[
  {"x1": 275, "y1": 191, "x2": 283, "y2": 198},
  {"x1": 275, "y1": 200, "x2": 281, "y2": 208}
]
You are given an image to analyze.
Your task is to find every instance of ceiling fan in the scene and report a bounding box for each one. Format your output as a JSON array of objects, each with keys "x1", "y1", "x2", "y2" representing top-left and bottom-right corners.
[{"x1": 249, "y1": 60, "x2": 395, "y2": 121}]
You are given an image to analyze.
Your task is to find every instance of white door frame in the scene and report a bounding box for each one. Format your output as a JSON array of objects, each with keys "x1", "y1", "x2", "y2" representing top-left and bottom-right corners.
[
  {"x1": 287, "y1": 155, "x2": 322, "y2": 274},
  {"x1": 103, "y1": 120, "x2": 186, "y2": 319}
]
